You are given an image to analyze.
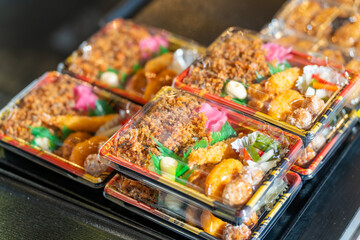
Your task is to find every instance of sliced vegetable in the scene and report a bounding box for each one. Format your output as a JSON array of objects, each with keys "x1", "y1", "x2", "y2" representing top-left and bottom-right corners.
[
  {"x1": 312, "y1": 74, "x2": 337, "y2": 86},
  {"x1": 245, "y1": 145, "x2": 261, "y2": 162},
  {"x1": 160, "y1": 156, "x2": 178, "y2": 181},
  {"x1": 312, "y1": 81, "x2": 339, "y2": 92},
  {"x1": 225, "y1": 80, "x2": 247, "y2": 99}
]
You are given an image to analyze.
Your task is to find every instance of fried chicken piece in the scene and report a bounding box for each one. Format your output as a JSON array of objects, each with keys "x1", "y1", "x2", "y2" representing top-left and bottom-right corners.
[
  {"x1": 268, "y1": 90, "x2": 304, "y2": 121},
  {"x1": 296, "y1": 146, "x2": 316, "y2": 167},
  {"x1": 265, "y1": 67, "x2": 301, "y2": 94},
  {"x1": 301, "y1": 95, "x2": 325, "y2": 116},
  {"x1": 187, "y1": 138, "x2": 238, "y2": 169},
  {"x1": 346, "y1": 59, "x2": 360, "y2": 73},
  {"x1": 222, "y1": 177, "x2": 253, "y2": 207},
  {"x1": 309, "y1": 134, "x2": 327, "y2": 152},
  {"x1": 286, "y1": 108, "x2": 312, "y2": 129},
  {"x1": 243, "y1": 212, "x2": 259, "y2": 229},
  {"x1": 286, "y1": 1, "x2": 322, "y2": 32},
  {"x1": 223, "y1": 224, "x2": 252, "y2": 240},
  {"x1": 322, "y1": 49, "x2": 345, "y2": 65},
  {"x1": 332, "y1": 20, "x2": 360, "y2": 47},
  {"x1": 307, "y1": 7, "x2": 339, "y2": 37}
]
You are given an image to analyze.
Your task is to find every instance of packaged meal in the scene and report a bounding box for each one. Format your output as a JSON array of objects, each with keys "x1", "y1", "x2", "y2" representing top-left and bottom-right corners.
[
  {"x1": 100, "y1": 87, "x2": 302, "y2": 223},
  {"x1": 62, "y1": 18, "x2": 204, "y2": 104},
  {"x1": 261, "y1": 19, "x2": 360, "y2": 73},
  {"x1": 104, "y1": 171, "x2": 302, "y2": 240},
  {"x1": 175, "y1": 27, "x2": 360, "y2": 145},
  {"x1": 276, "y1": 0, "x2": 360, "y2": 54},
  {"x1": 0, "y1": 72, "x2": 141, "y2": 186}
]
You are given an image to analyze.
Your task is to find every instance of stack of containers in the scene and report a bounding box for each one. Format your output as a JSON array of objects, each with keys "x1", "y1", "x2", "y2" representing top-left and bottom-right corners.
[
  {"x1": 259, "y1": 0, "x2": 360, "y2": 178},
  {"x1": 0, "y1": 19, "x2": 204, "y2": 188},
  {"x1": 0, "y1": 16, "x2": 358, "y2": 240},
  {"x1": 100, "y1": 86, "x2": 304, "y2": 239}
]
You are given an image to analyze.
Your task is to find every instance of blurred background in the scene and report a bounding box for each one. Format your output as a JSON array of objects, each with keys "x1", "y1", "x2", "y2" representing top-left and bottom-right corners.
[{"x1": 0, "y1": 0, "x2": 286, "y2": 105}]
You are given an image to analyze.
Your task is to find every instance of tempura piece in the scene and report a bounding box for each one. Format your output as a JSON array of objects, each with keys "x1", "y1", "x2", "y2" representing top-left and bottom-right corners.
[
  {"x1": 265, "y1": 67, "x2": 300, "y2": 94},
  {"x1": 187, "y1": 138, "x2": 238, "y2": 169},
  {"x1": 268, "y1": 90, "x2": 304, "y2": 120}
]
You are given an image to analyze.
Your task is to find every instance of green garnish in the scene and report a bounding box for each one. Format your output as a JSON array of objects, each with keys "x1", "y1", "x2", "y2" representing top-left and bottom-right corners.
[
  {"x1": 175, "y1": 166, "x2": 197, "y2": 186},
  {"x1": 107, "y1": 67, "x2": 119, "y2": 74},
  {"x1": 175, "y1": 161, "x2": 189, "y2": 177},
  {"x1": 192, "y1": 138, "x2": 208, "y2": 149},
  {"x1": 149, "y1": 151, "x2": 162, "y2": 175},
  {"x1": 133, "y1": 63, "x2": 141, "y2": 73},
  {"x1": 232, "y1": 98, "x2": 247, "y2": 106},
  {"x1": 150, "y1": 136, "x2": 181, "y2": 161},
  {"x1": 268, "y1": 60, "x2": 291, "y2": 75},
  {"x1": 255, "y1": 71, "x2": 265, "y2": 83},
  {"x1": 210, "y1": 121, "x2": 237, "y2": 145},
  {"x1": 120, "y1": 73, "x2": 128, "y2": 85},
  {"x1": 88, "y1": 99, "x2": 115, "y2": 116},
  {"x1": 61, "y1": 126, "x2": 73, "y2": 140},
  {"x1": 220, "y1": 79, "x2": 230, "y2": 97},
  {"x1": 29, "y1": 126, "x2": 62, "y2": 151},
  {"x1": 159, "y1": 46, "x2": 169, "y2": 55},
  {"x1": 245, "y1": 145, "x2": 261, "y2": 162}
]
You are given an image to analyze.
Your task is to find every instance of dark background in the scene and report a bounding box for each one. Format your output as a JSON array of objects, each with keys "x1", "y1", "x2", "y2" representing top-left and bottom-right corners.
[{"x1": 0, "y1": 0, "x2": 285, "y2": 105}]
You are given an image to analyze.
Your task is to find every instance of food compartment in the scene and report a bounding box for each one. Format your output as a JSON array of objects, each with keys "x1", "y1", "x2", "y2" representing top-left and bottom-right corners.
[
  {"x1": 62, "y1": 18, "x2": 204, "y2": 105},
  {"x1": 292, "y1": 108, "x2": 358, "y2": 179},
  {"x1": 104, "y1": 171, "x2": 302, "y2": 240},
  {"x1": 100, "y1": 87, "x2": 302, "y2": 223},
  {"x1": 0, "y1": 72, "x2": 141, "y2": 187},
  {"x1": 175, "y1": 27, "x2": 359, "y2": 145}
]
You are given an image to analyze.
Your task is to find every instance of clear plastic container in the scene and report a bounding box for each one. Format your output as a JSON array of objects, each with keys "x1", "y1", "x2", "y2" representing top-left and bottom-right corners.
[
  {"x1": 104, "y1": 171, "x2": 302, "y2": 240},
  {"x1": 174, "y1": 27, "x2": 360, "y2": 145},
  {"x1": 100, "y1": 86, "x2": 303, "y2": 224},
  {"x1": 261, "y1": 18, "x2": 360, "y2": 74},
  {"x1": 273, "y1": 0, "x2": 360, "y2": 58},
  {"x1": 0, "y1": 72, "x2": 141, "y2": 187},
  {"x1": 291, "y1": 108, "x2": 358, "y2": 179},
  {"x1": 60, "y1": 18, "x2": 205, "y2": 105}
]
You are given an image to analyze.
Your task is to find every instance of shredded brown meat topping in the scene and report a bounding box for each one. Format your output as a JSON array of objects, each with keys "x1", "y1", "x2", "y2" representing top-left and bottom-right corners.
[
  {"x1": 110, "y1": 90, "x2": 209, "y2": 167},
  {"x1": 182, "y1": 34, "x2": 269, "y2": 96},
  {"x1": 0, "y1": 74, "x2": 79, "y2": 142}
]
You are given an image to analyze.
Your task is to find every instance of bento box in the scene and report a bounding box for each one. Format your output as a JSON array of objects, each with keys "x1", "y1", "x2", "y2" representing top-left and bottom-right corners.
[
  {"x1": 60, "y1": 18, "x2": 205, "y2": 105},
  {"x1": 261, "y1": 18, "x2": 360, "y2": 77},
  {"x1": 0, "y1": 72, "x2": 141, "y2": 187},
  {"x1": 291, "y1": 108, "x2": 358, "y2": 179},
  {"x1": 100, "y1": 87, "x2": 303, "y2": 224},
  {"x1": 274, "y1": 0, "x2": 360, "y2": 55},
  {"x1": 174, "y1": 27, "x2": 360, "y2": 146},
  {"x1": 104, "y1": 171, "x2": 302, "y2": 240}
]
